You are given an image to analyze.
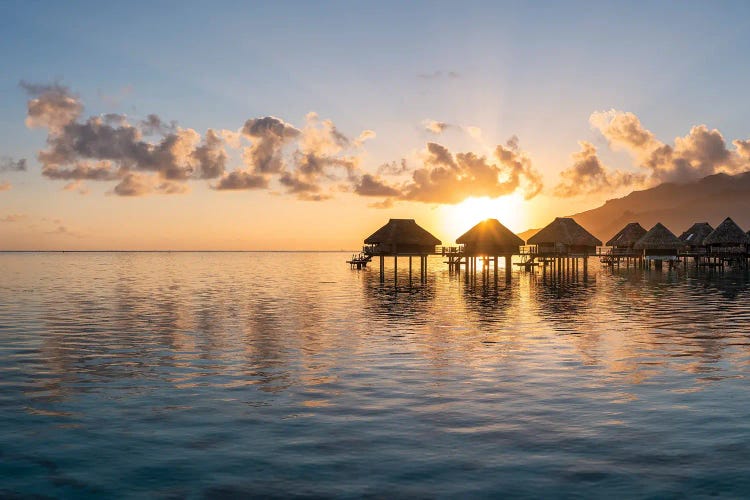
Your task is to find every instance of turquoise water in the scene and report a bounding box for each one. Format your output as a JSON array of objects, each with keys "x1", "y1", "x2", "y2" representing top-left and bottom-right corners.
[{"x1": 1, "y1": 252, "x2": 750, "y2": 497}]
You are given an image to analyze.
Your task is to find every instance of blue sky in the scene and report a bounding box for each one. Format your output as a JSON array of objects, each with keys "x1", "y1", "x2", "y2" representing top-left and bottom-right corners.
[{"x1": 2, "y1": 1, "x2": 750, "y2": 249}]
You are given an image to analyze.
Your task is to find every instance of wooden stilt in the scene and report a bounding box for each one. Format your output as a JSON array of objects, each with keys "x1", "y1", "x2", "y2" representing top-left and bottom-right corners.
[
  {"x1": 409, "y1": 256, "x2": 412, "y2": 287},
  {"x1": 583, "y1": 256, "x2": 588, "y2": 281},
  {"x1": 505, "y1": 255, "x2": 512, "y2": 283},
  {"x1": 379, "y1": 255, "x2": 385, "y2": 283}
]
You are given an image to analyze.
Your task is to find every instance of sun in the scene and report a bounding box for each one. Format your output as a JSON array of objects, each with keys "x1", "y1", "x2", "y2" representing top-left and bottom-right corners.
[{"x1": 440, "y1": 193, "x2": 528, "y2": 239}]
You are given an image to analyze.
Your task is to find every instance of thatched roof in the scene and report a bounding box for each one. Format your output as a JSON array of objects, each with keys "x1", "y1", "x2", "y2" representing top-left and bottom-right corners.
[
  {"x1": 703, "y1": 217, "x2": 749, "y2": 246},
  {"x1": 679, "y1": 222, "x2": 714, "y2": 246},
  {"x1": 606, "y1": 222, "x2": 646, "y2": 247},
  {"x1": 634, "y1": 223, "x2": 682, "y2": 249},
  {"x1": 456, "y1": 219, "x2": 524, "y2": 247},
  {"x1": 364, "y1": 219, "x2": 441, "y2": 246},
  {"x1": 527, "y1": 217, "x2": 602, "y2": 246}
]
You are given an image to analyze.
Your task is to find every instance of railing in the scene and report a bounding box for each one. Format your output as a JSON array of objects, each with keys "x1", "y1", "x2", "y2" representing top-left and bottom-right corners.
[
  {"x1": 437, "y1": 245, "x2": 464, "y2": 256},
  {"x1": 362, "y1": 244, "x2": 379, "y2": 255}
]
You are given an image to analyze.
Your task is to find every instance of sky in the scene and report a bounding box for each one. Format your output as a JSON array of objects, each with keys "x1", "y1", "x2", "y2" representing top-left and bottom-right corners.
[{"x1": 2, "y1": 0, "x2": 750, "y2": 250}]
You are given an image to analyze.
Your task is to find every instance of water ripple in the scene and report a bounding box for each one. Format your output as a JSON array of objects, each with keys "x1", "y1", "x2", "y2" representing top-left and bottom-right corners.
[{"x1": 1, "y1": 253, "x2": 750, "y2": 496}]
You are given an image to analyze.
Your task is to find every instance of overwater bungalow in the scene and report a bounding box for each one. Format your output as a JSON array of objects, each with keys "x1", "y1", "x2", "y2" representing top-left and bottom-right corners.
[
  {"x1": 679, "y1": 222, "x2": 714, "y2": 255},
  {"x1": 455, "y1": 218, "x2": 524, "y2": 283},
  {"x1": 702, "y1": 217, "x2": 748, "y2": 267},
  {"x1": 633, "y1": 223, "x2": 682, "y2": 269},
  {"x1": 526, "y1": 217, "x2": 602, "y2": 277},
  {"x1": 527, "y1": 217, "x2": 601, "y2": 256},
  {"x1": 364, "y1": 218, "x2": 441, "y2": 284},
  {"x1": 602, "y1": 222, "x2": 647, "y2": 267}
]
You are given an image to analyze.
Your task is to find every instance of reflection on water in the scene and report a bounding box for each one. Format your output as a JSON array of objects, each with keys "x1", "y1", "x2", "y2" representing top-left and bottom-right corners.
[{"x1": 2, "y1": 253, "x2": 750, "y2": 496}]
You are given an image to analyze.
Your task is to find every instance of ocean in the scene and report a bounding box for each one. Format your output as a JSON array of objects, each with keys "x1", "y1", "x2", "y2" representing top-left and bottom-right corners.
[{"x1": 2, "y1": 251, "x2": 750, "y2": 497}]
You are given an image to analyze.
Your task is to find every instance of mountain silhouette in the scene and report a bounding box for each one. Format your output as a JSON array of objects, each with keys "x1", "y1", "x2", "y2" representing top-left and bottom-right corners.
[{"x1": 520, "y1": 171, "x2": 750, "y2": 243}]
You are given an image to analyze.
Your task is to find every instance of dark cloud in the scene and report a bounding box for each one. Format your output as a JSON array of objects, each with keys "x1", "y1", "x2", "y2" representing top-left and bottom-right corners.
[
  {"x1": 425, "y1": 142, "x2": 457, "y2": 169},
  {"x1": 0, "y1": 157, "x2": 27, "y2": 172},
  {"x1": 191, "y1": 129, "x2": 227, "y2": 179},
  {"x1": 42, "y1": 161, "x2": 121, "y2": 181},
  {"x1": 213, "y1": 170, "x2": 268, "y2": 190},
  {"x1": 37, "y1": 116, "x2": 216, "y2": 181},
  {"x1": 22, "y1": 82, "x2": 231, "y2": 196},
  {"x1": 353, "y1": 174, "x2": 401, "y2": 197},
  {"x1": 278, "y1": 170, "x2": 331, "y2": 200},
  {"x1": 139, "y1": 114, "x2": 177, "y2": 135},
  {"x1": 241, "y1": 116, "x2": 300, "y2": 174},
  {"x1": 554, "y1": 141, "x2": 645, "y2": 197}
]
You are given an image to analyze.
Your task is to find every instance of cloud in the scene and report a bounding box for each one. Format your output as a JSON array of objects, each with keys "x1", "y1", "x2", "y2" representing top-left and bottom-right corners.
[
  {"x1": 241, "y1": 116, "x2": 300, "y2": 174},
  {"x1": 22, "y1": 81, "x2": 231, "y2": 196},
  {"x1": 112, "y1": 172, "x2": 189, "y2": 197},
  {"x1": 0, "y1": 157, "x2": 27, "y2": 172},
  {"x1": 423, "y1": 120, "x2": 449, "y2": 134},
  {"x1": 191, "y1": 129, "x2": 227, "y2": 179},
  {"x1": 422, "y1": 120, "x2": 484, "y2": 140},
  {"x1": 23, "y1": 83, "x2": 375, "y2": 200},
  {"x1": 494, "y1": 138, "x2": 544, "y2": 200},
  {"x1": 0, "y1": 182, "x2": 11, "y2": 191},
  {"x1": 42, "y1": 161, "x2": 121, "y2": 181},
  {"x1": 354, "y1": 130, "x2": 376, "y2": 146},
  {"x1": 268, "y1": 112, "x2": 365, "y2": 200},
  {"x1": 63, "y1": 180, "x2": 90, "y2": 195},
  {"x1": 20, "y1": 81, "x2": 553, "y2": 207},
  {"x1": 213, "y1": 169, "x2": 268, "y2": 190},
  {"x1": 139, "y1": 114, "x2": 176, "y2": 135},
  {"x1": 590, "y1": 109, "x2": 746, "y2": 184},
  {"x1": 398, "y1": 139, "x2": 543, "y2": 204},
  {"x1": 353, "y1": 174, "x2": 401, "y2": 197},
  {"x1": 21, "y1": 81, "x2": 83, "y2": 132},
  {"x1": 368, "y1": 198, "x2": 394, "y2": 209},
  {"x1": 734, "y1": 139, "x2": 750, "y2": 160},
  {"x1": 554, "y1": 141, "x2": 645, "y2": 197},
  {"x1": 377, "y1": 159, "x2": 409, "y2": 176}
]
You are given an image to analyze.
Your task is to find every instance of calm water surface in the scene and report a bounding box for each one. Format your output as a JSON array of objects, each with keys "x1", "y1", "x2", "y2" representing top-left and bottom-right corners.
[{"x1": 2, "y1": 252, "x2": 750, "y2": 497}]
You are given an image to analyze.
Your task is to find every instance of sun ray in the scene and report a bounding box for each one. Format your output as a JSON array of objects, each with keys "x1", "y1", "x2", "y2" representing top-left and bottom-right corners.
[{"x1": 440, "y1": 192, "x2": 528, "y2": 240}]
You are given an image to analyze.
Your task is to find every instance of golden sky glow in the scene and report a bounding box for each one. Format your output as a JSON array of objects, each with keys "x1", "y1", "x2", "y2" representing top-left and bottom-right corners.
[{"x1": 2, "y1": 3, "x2": 750, "y2": 249}]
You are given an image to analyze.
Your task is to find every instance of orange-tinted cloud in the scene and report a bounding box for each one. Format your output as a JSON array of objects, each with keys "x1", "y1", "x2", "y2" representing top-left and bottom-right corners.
[
  {"x1": 590, "y1": 109, "x2": 746, "y2": 184},
  {"x1": 21, "y1": 81, "x2": 82, "y2": 132},
  {"x1": 554, "y1": 141, "x2": 645, "y2": 197},
  {"x1": 397, "y1": 138, "x2": 543, "y2": 204}
]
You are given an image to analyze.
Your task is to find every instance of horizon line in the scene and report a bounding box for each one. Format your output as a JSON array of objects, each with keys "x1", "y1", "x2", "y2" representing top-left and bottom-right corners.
[{"x1": 0, "y1": 249, "x2": 362, "y2": 253}]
